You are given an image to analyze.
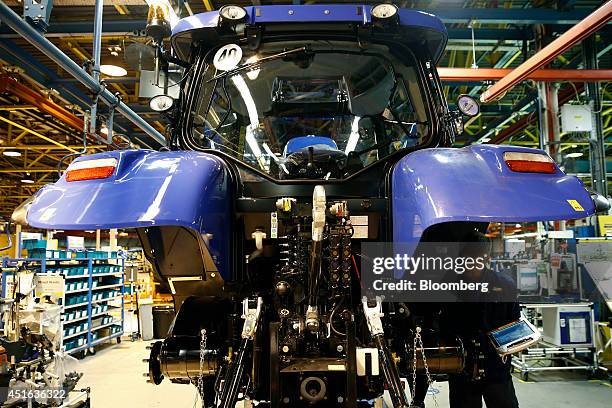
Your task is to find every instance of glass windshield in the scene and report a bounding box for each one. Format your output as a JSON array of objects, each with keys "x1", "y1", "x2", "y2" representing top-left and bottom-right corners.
[{"x1": 188, "y1": 43, "x2": 431, "y2": 179}]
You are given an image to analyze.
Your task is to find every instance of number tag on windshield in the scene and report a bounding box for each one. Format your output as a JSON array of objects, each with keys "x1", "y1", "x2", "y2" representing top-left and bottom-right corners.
[{"x1": 213, "y1": 44, "x2": 243, "y2": 71}]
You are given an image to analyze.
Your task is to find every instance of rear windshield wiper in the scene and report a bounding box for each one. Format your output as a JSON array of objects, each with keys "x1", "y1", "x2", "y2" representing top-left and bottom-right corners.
[{"x1": 207, "y1": 46, "x2": 310, "y2": 82}]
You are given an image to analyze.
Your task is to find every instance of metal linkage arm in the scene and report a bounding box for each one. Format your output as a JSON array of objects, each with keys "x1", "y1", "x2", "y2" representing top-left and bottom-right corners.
[
  {"x1": 362, "y1": 297, "x2": 411, "y2": 408},
  {"x1": 219, "y1": 297, "x2": 263, "y2": 408}
]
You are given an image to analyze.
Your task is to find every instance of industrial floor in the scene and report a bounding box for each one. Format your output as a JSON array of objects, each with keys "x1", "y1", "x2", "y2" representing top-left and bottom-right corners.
[{"x1": 76, "y1": 339, "x2": 612, "y2": 407}]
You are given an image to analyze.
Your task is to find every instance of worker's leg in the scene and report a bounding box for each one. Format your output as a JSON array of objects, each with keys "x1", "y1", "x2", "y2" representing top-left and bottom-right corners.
[
  {"x1": 481, "y1": 379, "x2": 519, "y2": 408},
  {"x1": 448, "y1": 377, "x2": 483, "y2": 408}
]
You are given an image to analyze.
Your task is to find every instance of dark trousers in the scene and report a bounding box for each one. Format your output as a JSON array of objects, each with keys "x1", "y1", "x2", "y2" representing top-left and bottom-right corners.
[{"x1": 448, "y1": 377, "x2": 519, "y2": 408}]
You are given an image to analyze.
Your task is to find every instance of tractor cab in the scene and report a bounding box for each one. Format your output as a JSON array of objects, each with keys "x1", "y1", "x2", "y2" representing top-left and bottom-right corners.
[{"x1": 165, "y1": 4, "x2": 463, "y2": 181}]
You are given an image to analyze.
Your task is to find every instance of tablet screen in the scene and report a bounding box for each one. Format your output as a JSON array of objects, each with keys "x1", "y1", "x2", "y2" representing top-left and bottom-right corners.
[{"x1": 490, "y1": 320, "x2": 535, "y2": 348}]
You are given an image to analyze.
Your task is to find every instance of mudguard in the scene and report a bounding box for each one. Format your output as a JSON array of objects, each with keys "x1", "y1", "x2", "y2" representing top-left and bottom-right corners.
[
  {"x1": 392, "y1": 144, "x2": 596, "y2": 243},
  {"x1": 22, "y1": 150, "x2": 231, "y2": 277}
]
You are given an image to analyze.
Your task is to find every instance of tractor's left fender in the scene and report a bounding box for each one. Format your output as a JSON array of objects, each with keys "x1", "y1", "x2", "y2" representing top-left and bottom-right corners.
[{"x1": 15, "y1": 149, "x2": 232, "y2": 282}]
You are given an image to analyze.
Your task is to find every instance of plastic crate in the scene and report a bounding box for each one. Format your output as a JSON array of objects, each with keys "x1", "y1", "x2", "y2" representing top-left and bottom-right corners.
[{"x1": 23, "y1": 239, "x2": 47, "y2": 250}]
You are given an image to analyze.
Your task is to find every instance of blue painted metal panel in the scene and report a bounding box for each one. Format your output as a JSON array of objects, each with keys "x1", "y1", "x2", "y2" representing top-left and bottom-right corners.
[
  {"x1": 392, "y1": 144, "x2": 596, "y2": 243},
  {"x1": 25, "y1": 150, "x2": 231, "y2": 278},
  {"x1": 172, "y1": 4, "x2": 447, "y2": 60}
]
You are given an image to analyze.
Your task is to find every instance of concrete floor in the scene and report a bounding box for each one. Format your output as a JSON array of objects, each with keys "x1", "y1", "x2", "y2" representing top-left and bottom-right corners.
[{"x1": 76, "y1": 339, "x2": 612, "y2": 407}]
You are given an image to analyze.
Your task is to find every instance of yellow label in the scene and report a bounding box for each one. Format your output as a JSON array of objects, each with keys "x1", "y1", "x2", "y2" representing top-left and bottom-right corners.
[{"x1": 567, "y1": 199, "x2": 584, "y2": 212}]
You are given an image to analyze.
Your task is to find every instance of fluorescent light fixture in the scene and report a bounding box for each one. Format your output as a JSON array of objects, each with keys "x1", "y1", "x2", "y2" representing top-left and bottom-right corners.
[
  {"x1": 20, "y1": 178, "x2": 35, "y2": 184},
  {"x1": 100, "y1": 64, "x2": 127, "y2": 77},
  {"x1": 479, "y1": 137, "x2": 491, "y2": 143},
  {"x1": 3, "y1": 150, "x2": 21, "y2": 157},
  {"x1": 565, "y1": 152, "x2": 583, "y2": 158}
]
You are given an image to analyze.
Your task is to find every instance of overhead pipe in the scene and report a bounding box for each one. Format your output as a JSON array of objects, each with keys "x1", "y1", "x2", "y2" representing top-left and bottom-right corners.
[
  {"x1": 488, "y1": 85, "x2": 583, "y2": 145},
  {"x1": 89, "y1": 0, "x2": 103, "y2": 135},
  {"x1": 0, "y1": 1, "x2": 166, "y2": 146},
  {"x1": 481, "y1": 1, "x2": 612, "y2": 103},
  {"x1": 0, "y1": 74, "x2": 85, "y2": 132},
  {"x1": 438, "y1": 68, "x2": 612, "y2": 82}
]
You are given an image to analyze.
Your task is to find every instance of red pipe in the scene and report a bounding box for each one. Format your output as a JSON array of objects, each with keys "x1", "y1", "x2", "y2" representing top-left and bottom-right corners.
[
  {"x1": 438, "y1": 68, "x2": 612, "y2": 82},
  {"x1": 0, "y1": 74, "x2": 85, "y2": 132},
  {"x1": 480, "y1": 1, "x2": 612, "y2": 102},
  {"x1": 488, "y1": 84, "x2": 583, "y2": 144}
]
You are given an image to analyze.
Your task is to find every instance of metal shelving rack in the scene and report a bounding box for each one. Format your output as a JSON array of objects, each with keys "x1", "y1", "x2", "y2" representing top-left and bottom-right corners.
[{"x1": 1, "y1": 256, "x2": 125, "y2": 355}]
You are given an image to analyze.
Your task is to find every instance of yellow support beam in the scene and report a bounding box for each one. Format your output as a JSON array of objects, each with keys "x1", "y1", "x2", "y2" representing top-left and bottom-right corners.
[
  {"x1": 0, "y1": 116, "x2": 79, "y2": 153},
  {"x1": 203, "y1": 0, "x2": 214, "y2": 12},
  {"x1": 0, "y1": 169, "x2": 57, "y2": 173}
]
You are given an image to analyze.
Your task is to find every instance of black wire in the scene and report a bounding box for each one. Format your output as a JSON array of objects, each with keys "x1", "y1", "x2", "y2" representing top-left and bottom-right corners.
[
  {"x1": 57, "y1": 111, "x2": 89, "y2": 177},
  {"x1": 214, "y1": 75, "x2": 233, "y2": 134}
]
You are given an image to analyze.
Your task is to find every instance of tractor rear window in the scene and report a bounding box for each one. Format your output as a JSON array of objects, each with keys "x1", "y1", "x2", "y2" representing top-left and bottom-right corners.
[{"x1": 187, "y1": 43, "x2": 431, "y2": 180}]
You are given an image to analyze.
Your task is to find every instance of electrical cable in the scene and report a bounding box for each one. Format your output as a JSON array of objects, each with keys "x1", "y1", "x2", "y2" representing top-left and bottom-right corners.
[{"x1": 329, "y1": 297, "x2": 346, "y2": 337}]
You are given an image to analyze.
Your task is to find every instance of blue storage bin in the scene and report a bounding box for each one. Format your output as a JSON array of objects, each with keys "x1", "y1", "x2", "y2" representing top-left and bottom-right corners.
[{"x1": 23, "y1": 239, "x2": 47, "y2": 250}]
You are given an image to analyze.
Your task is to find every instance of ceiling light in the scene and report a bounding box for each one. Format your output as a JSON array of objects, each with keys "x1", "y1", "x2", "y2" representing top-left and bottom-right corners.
[
  {"x1": 21, "y1": 178, "x2": 34, "y2": 184},
  {"x1": 100, "y1": 126, "x2": 109, "y2": 135},
  {"x1": 149, "y1": 94, "x2": 174, "y2": 112},
  {"x1": 479, "y1": 137, "x2": 491, "y2": 143},
  {"x1": 3, "y1": 150, "x2": 21, "y2": 157},
  {"x1": 566, "y1": 152, "x2": 583, "y2": 158},
  {"x1": 100, "y1": 63, "x2": 127, "y2": 77}
]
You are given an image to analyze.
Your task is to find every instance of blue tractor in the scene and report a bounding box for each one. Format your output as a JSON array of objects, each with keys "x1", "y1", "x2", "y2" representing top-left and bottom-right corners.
[{"x1": 13, "y1": 4, "x2": 608, "y2": 407}]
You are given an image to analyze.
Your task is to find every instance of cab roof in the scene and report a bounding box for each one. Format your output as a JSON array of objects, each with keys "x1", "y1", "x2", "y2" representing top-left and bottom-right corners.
[{"x1": 171, "y1": 4, "x2": 447, "y2": 63}]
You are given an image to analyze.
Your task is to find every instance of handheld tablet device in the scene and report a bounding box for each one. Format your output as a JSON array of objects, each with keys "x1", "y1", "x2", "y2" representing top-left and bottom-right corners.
[{"x1": 488, "y1": 315, "x2": 541, "y2": 356}]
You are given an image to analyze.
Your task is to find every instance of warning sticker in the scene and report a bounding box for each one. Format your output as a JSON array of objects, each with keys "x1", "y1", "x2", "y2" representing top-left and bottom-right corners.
[{"x1": 566, "y1": 199, "x2": 585, "y2": 212}]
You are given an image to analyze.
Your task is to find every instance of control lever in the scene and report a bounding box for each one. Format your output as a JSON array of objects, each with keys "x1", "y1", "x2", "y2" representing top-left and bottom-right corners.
[
  {"x1": 219, "y1": 297, "x2": 263, "y2": 408},
  {"x1": 362, "y1": 297, "x2": 410, "y2": 408},
  {"x1": 306, "y1": 185, "x2": 326, "y2": 332}
]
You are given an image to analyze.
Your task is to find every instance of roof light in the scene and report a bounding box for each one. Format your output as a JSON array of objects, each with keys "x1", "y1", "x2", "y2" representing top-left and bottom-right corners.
[
  {"x1": 504, "y1": 152, "x2": 556, "y2": 174},
  {"x1": 219, "y1": 5, "x2": 247, "y2": 23},
  {"x1": 20, "y1": 178, "x2": 35, "y2": 184},
  {"x1": 371, "y1": 4, "x2": 398, "y2": 19},
  {"x1": 3, "y1": 150, "x2": 21, "y2": 157},
  {"x1": 65, "y1": 158, "x2": 117, "y2": 182}
]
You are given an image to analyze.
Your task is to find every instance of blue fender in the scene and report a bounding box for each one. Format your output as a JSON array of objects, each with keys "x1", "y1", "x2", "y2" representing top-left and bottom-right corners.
[
  {"x1": 24, "y1": 150, "x2": 231, "y2": 277},
  {"x1": 392, "y1": 144, "x2": 596, "y2": 243}
]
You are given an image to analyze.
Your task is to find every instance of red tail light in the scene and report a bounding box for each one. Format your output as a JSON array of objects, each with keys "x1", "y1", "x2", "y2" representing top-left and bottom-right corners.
[
  {"x1": 66, "y1": 158, "x2": 117, "y2": 182},
  {"x1": 503, "y1": 152, "x2": 556, "y2": 174}
]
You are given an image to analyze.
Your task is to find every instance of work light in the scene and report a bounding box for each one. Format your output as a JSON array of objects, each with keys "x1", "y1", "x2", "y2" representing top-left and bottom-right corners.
[
  {"x1": 371, "y1": 4, "x2": 398, "y2": 19},
  {"x1": 219, "y1": 5, "x2": 247, "y2": 23}
]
